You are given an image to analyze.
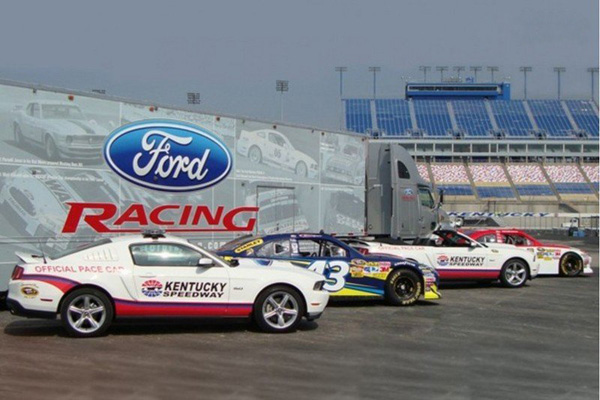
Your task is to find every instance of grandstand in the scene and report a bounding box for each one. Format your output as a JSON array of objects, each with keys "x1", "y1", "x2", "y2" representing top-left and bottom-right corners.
[{"x1": 345, "y1": 82, "x2": 599, "y2": 214}]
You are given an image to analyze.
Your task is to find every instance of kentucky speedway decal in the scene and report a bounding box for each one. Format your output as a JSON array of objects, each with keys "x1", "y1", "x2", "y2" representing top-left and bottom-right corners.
[
  {"x1": 437, "y1": 255, "x2": 485, "y2": 268},
  {"x1": 141, "y1": 280, "x2": 163, "y2": 297},
  {"x1": 142, "y1": 281, "x2": 227, "y2": 299}
]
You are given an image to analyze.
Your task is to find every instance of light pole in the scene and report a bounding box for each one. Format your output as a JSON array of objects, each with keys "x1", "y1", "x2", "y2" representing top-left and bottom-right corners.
[
  {"x1": 453, "y1": 66, "x2": 465, "y2": 81},
  {"x1": 275, "y1": 80, "x2": 289, "y2": 120},
  {"x1": 487, "y1": 66, "x2": 499, "y2": 82},
  {"x1": 335, "y1": 66, "x2": 347, "y2": 129},
  {"x1": 187, "y1": 92, "x2": 201, "y2": 105},
  {"x1": 436, "y1": 66, "x2": 448, "y2": 82},
  {"x1": 369, "y1": 66, "x2": 381, "y2": 100},
  {"x1": 519, "y1": 67, "x2": 532, "y2": 99},
  {"x1": 419, "y1": 66, "x2": 431, "y2": 82},
  {"x1": 469, "y1": 66, "x2": 482, "y2": 83},
  {"x1": 587, "y1": 67, "x2": 598, "y2": 101},
  {"x1": 553, "y1": 67, "x2": 566, "y2": 99}
]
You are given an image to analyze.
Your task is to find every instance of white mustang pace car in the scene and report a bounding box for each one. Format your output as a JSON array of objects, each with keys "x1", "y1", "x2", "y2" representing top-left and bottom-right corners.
[{"x1": 7, "y1": 233, "x2": 329, "y2": 337}]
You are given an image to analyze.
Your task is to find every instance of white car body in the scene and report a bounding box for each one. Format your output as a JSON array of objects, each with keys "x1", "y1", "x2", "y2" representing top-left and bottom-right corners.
[
  {"x1": 7, "y1": 234, "x2": 329, "y2": 334},
  {"x1": 12, "y1": 101, "x2": 108, "y2": 160},
  {"x1": 237, "y1": 129, "x2": 318, "y2": 179},
  {"x1": 344, "y1": 230, "x2": 539, "y2": 284}
]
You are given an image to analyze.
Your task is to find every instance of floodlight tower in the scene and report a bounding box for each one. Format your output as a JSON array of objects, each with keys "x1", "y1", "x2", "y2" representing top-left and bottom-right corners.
[
  {"x1": 469, "y1": 66, "x2": 482, "y2": 82},
  {"x1": 487, "y1": 66, "x2": 499, "y2": 82},
  {"x1": 436, "y1": 66, "x2": 448, "y2": 82},
  {"x1": 275, "y1": 80, "x2": 289, "y2": 120},
  {"x1": 553, "y1": 67, "x2": 566, "y2": 99},
  {"x1": 587, "y1": 67, "x2": 599, "y2": 101},
  {"x1": 453, "y1": 66, "x2": 466, "y2": 81},
  {"x1": 335, "y1": 66, "x2": 348, "y2": 129},
  {"x1": 419, "y1": 66, "x2": 431, "y2": 82},
  {"x1": 369, "y1": 66, "x2": 381, "y2": 99},
  {"x1": 519, "y1": 67, "x2": 532, "y2": 99}
]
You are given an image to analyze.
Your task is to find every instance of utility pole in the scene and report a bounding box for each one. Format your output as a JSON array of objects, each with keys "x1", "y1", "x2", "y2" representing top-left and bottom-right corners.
[
  {"x1": 369, "y1": 66, "x2": 381, "y2": 100},
  {"x1": 469, "y1": 66, "x2": 482, "y2": 83},
  {"x1": 519, "y1": 67, "x2": 532, "y2": 99},
  {"x1": 436, "y1": 66, "x2": 448, "y2": 82},
  {"x1": 553, "y1": 67, "x2": 566, "y2": 99},
  {"x1": 335, "y1": 66, "x2": 347, "y2": 130},
  {"x1": 587, "y1": 67, "x2": 599, "y2": 101},
  {"x1": 419, "y1": 66, "x2": 431, "y2": 82},
  {"x1": 487, "y1": 66, "x2": 499, "y2": 82},
  {"x1": 275, "y1": 80, "x2": 289, "y2": 120}
]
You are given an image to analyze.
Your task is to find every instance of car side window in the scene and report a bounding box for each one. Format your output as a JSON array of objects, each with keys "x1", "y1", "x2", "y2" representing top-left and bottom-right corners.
[
  {"x1": 440, "y1": 231, "x2": 471, "y2": 247},
  {"x1": 268, "y1": 133, "x2": 279, "y2": 145},
  {"x1": 32, "y1": 104, "x2": 41, "y2": 118},
  {"x1": 418, "y1": 187, "x2": 435, "y2": 209},
  {"x1": 320, "y1": 240, "x2": 348, "y2": 258},
  {"x1": 296, "y1": 239, "x2": 321, "y2": 258},
  {"x1": 256, "y1": 240, "x2": 291, "y2": 257},
  {"x1": 503, "y1": 234, "x2": 529, "y2": 246},
  {"x1": 130, "y1": 243, "x2": 204, "y2": 266},
  {"x1": 477, "y1": 234, "x2": 497, "y2": 243}
]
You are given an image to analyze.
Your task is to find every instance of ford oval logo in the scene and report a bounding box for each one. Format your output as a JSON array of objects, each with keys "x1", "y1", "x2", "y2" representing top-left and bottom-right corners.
[{"x1": 103, "y1": 120, "x2": 232, "y2": 192}]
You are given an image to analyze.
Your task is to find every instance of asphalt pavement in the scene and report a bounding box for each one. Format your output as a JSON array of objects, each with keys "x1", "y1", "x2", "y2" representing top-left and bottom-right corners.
[{"x1": 0, "y1": 239, "x2": 597, "y2": 400}]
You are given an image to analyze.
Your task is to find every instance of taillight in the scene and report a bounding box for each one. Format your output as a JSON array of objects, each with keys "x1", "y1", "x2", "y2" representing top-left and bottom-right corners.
[{"x1": 11, "y1": 266, "x2": 24, "y2": 280}]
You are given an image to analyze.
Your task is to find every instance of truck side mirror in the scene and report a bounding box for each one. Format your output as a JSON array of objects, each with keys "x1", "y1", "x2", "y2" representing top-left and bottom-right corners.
[{"x1": 438, "y1": 189, "x2": 444, "y2": 205}]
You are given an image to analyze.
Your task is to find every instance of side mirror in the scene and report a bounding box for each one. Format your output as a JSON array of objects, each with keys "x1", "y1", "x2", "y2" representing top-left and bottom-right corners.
[
  {"x1": 438, "y1": 189, "x2": 444, "y2": 205},
  {"x1": 470, "y1": 241, "x2": 479, "y2": 248},
  {"x1": 198, "y1": 257, "x2": 214, "y2": 267}
]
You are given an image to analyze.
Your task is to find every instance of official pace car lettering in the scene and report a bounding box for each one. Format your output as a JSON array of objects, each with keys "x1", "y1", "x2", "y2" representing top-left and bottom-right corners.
[
  {"x1": 33, "y1": 265, "x2": 125, "y2": 274},
  {"x1": 308, "y1": 260, "x2": 349, "y2": 292},
  {"x1": 141, "y1": 280, "x2": 227, "y2": 298},
  {"x1": 103, "y1": 120, "x2": 232, "y2": 192},
  {"x1": 437, "y1": 255, "x2": 485, "y2": 268},
  {"x1": 61, "y1": 202, "x2": 258, "y2": 233}
]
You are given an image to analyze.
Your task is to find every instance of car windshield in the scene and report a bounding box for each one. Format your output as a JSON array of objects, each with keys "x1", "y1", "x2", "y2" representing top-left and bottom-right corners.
[
  {"x1": 42, "y1": 104, "x2": 86, "y2": 120},
  {"x1": 50, "y1": 238, "x2": 112, "y2": 260}
]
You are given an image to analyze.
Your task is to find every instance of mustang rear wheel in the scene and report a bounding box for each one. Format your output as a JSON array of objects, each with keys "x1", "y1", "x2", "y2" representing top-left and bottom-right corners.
[
  {"x1": 254, "y1": 285, "x2": 304, "y2": 333},
  {"x1": 500, "y1": 259, "x2": 528, "y2": 288},
  {"x1": 385, "y1": 269, "x2": 422, "y2": 306},
  {"x1": 60, "y1": 288, "x2": 113, "y2": 338},
  {"x1": 559, "y1": 253, "x2": 583, "y2": 277}
]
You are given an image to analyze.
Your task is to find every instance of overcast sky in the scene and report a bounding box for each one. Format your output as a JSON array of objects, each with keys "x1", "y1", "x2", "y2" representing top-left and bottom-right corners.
[{"x1": 0, "y1": 0, "x2": 597, "y2": 130}]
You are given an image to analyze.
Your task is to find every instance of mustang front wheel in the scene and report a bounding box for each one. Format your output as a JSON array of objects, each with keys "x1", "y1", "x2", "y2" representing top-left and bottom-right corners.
[
  {"x1": 385, "y1": 269, "x2": 422, "y2": 306},
  {"x1": 254, "y1": 285, "x2": 305, "y2": 333},
  {"x1": 60, "y1": 288, "x2": 114, "y2": 338},
  {"x1": 500, "y1": 259, "x2": 528, "y2": 288},
  {"x1": 559, "y1": 253, "x2": 583, "y2": 277}
]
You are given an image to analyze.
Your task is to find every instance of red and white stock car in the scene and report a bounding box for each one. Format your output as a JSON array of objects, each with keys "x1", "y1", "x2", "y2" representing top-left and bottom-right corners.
[
  {"x1": 465, "y1": 229, "x2": 593, "y2": 277},
  {"x1": 7, "y1": 233, "x2": 329, "y2": 337}
]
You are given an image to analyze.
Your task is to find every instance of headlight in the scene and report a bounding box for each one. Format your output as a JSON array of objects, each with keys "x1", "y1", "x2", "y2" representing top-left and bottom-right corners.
[{"x1": 313, "y1": 281, "x2": 325, "y2": 291}]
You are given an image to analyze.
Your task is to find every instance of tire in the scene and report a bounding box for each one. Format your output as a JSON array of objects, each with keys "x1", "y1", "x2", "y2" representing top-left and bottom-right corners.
[
  {"x1": 13, "y1": 124, "x2": 23, "y2": 146},
  {"x1": 45, "y1": 135, "x2": 60, "y2": 161},
  {"x1": 559, "y1": 253, "x2": 583, "y2": 277},
  {"x1": 60, "y1": 288, "x2": 113, "y2": 338},
  {"x1": 500, "y1": 259, "x2": 528, "y2": 288},
  {"x1": 248, "y1": 146, "x2": 262, "y2": 164},
  {"x1": 385, "y1": 268, "x2": 422, "y2": 306},
  {"x1": 253, "y1": 285, "x2": 305, "y2": 333},
  {"x1": 295, "y1": 161, "x2": 307, "y2": 177}
]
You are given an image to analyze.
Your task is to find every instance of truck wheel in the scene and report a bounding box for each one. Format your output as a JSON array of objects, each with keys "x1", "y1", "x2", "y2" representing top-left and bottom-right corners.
[
  {"x1": 248, "y1": 146, "x2": 262, "y2": 163},
  {"x1": 45, "y1": 136, "x2": 59, "y2": 161},
  {"x1": 14, "y1": 124, "x2": 23, "y2": 146},
  {"x1": 559, "y1": 253, "x2": 583, "y2": 277},
  {"x1": 253, "y1": 285, "x2": 304, "y2": 333},
  {"x1": 500, "y1": 259, "x2": 528, "y2": 288},
  {"x1": 295, "y1": 161, "x2": 307, "y2": 177},
  {"x1": 385, "y1": 269, "x2": 422, "y2": 306},
  {"x1": 60, "y1": 288, "x2": 113, "y2": 338}
]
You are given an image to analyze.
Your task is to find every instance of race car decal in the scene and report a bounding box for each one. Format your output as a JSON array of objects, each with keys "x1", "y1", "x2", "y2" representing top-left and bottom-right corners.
[
  {"x1": 234, "y1": 238, "x2": 264, "y2": 254},
  {"x1": 21, "y1": 274, "x2": 78, "y2": 293},
  {"x1": 436, "y1": 255, "x2": 485, "y2": 268},
  {"x1": 114, "y1": 299, "x2": 252, "y2": 317}
]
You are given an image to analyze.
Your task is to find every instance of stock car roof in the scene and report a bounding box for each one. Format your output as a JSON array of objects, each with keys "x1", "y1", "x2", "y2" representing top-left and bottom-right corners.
[
  {"x1": 465, "y1": 228, "x2": 528, "y2": 237},
  {"x1": 219, "y1": 233, "x2": 343, "y2": 251}
]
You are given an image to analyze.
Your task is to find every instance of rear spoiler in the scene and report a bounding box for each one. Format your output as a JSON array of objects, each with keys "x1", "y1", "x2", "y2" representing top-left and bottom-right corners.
[{"x1": 15, "y1": 252, "x2": 46, "y2": 264}]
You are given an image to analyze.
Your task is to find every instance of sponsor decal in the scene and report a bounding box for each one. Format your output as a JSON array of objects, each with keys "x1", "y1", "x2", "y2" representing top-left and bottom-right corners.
[
  {"x1": 234, "y1": 239, "x2": 264, "y2": 254},
  {"x1": 141, "y1": 280, "x2": 163, "y2": 297},
  {"x1": 350, "y1": 266, "x2": 364, "y2": 278},
  {"x1": 162, "y1": 281, "x2": 227, "y2": 298},
  {"x1": 401, "y1": 187, "x2": 417, "y2": 201},
  {"x1": 437, "y1": 255, "x2": 449, "y2": 267},
  {"x1": 449, "y1": 212, "x2": 552, "y2": 218},
  {"x1": 61, "y1": 202, "x2": 258, "y2": 233},
  {"x1": 103, "y1": 120, "x2": 232, "y2": 192},
  {"x1": 20, "y1": 285, "x2": 39, "y2": 298}
]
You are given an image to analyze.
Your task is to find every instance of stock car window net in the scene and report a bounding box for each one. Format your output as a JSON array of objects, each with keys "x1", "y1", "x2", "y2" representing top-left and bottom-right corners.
[{"x1": 130, "y1": 243, "x2": 204, "y2": 266}]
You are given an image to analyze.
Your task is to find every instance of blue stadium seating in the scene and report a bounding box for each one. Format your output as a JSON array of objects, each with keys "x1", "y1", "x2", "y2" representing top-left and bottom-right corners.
[
  {"x1": 477, "y1": 187, "x2": 516, "y2": 198},
  {"x1": 565, "y1": 100, "x2": 599, "y2": 137},
  {"x1": 528, "y1": 100, "x2": 573, "y2": 137},
  {"x1": 345, "y1": 99, "x2": 372, "y2": 133},
  {"x1": 489, "y1": 101, "x2": 532, "y2": 137},
  {"x1": 554, "y1": 183, "x2": 594, "y2": 194},
  {"x1": 436, "y1": 185, "x2": 473, "y2": 196},
  {"x1": 515, "y1": 185, "x2": 555, "y2": 196},
  {"x1": 375, "y1": 99, "x2": 412, "y2": 136},
  {"x1": 452, "y1": 100, "x2": 493, "y2": 137},
  {"x1": 413, "y1": 100, "x2": 452, "y2": 136}
]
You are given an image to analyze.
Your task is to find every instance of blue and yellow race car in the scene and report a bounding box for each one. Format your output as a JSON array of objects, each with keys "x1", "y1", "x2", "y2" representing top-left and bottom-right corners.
[{"x1": 218, "y1": 233, "x2": 441, "y2": 306}]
